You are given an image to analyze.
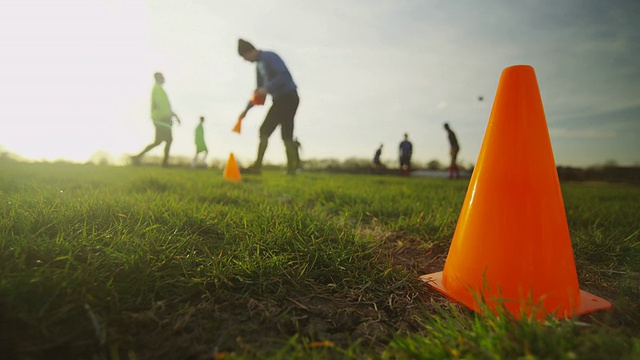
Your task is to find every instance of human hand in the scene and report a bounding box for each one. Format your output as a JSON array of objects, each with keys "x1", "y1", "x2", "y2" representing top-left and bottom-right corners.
[
  {"x1": 255, "y1": 87, "x2": 268, "y2": 97},
  {"x1": 252, "y1": 89, "x2": 267, "y2": 105}
]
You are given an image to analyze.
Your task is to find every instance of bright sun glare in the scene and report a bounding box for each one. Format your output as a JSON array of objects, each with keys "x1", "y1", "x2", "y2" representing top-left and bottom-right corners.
[{"x1": 2, "y1": 1, "x2": 154, "y2": 163}]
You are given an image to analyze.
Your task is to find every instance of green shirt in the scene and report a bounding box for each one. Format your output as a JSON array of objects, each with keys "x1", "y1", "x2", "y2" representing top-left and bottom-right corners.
[
  {"x1": 195, "y1": 123, "x2": 206, "y2": 148},
  {"x1": 151, "y1": 83, "x2": 173, "y2": 126}
]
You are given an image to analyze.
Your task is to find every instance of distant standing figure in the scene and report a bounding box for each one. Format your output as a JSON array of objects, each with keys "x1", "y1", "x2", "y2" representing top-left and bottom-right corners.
[
  {"x1": 192, "y1": 116, "x2": 208, "y2": 168},
  {"x1": 132, "y1": 72, "x2": 181, "y2": 167},
  {"x1": 237, "y1": 38, "x2": 300, "y2": 175},
  {"x1": 373, "y1": 144, "x2": 383, "y2": 168},
  {"x1": 444, "y1": 123, "x2": 460, "y2": 179},
  {"x1": 399, "y1": 133, "x2": 413, "y2": 176}
]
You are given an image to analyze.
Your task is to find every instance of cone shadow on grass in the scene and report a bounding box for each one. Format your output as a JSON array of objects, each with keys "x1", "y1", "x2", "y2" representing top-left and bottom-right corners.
[{"x1": 420, "y1": 65, "x2": 611, "y2": 319}]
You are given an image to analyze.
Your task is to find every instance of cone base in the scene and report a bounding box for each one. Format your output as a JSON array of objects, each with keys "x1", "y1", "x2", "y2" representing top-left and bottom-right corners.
[
  {"x1": 420, "y1": 271, "x2": 612, "y2": 319},
  {"x1": 223, "y1": 171, "x2": 241, "y2": 182},
  {"x1": 223, "y1": 175, "x2": 241, "y2": 182}
]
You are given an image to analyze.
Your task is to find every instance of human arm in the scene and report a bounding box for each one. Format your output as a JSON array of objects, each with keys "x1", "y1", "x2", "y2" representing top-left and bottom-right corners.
[{"x1": 239, "y1": 101, "x2": 254, "y2": 120}]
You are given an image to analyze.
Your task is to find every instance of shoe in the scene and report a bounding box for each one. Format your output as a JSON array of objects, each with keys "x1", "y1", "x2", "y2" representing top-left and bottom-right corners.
[
  {"x1": 130, "y1": 155, "x2": 141, "y2": 166},
  {"x1": 242, "y1": 165, "x2": 261, "y2": 175}
]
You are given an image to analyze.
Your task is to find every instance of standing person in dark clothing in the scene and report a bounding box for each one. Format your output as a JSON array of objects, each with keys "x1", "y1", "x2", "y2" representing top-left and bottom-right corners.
[
  {"x1": 132, "y1": 72, "x2": 181, "y2": 167},
  {"x1": 373, "y1": 144, "x2": 383, "y2": 168},
  {"x1": 237, "y1": 38, "x2": 300, "y2": 175},
  {"x1": 399, "y1": 133, "x2": 413, "y2": 176},
  {"x1": 444, "y1": 123, "x2": 460, "y2": 179}
]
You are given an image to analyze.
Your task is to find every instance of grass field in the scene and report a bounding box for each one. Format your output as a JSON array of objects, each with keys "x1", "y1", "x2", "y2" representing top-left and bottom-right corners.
[{"x1": 1, "y1": 161, "x2": 639, "y2": 359}]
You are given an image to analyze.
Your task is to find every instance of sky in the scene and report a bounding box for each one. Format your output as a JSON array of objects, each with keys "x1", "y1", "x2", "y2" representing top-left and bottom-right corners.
[{"x1": 1, "y1": 0, "x2": 639, "y2": 168}]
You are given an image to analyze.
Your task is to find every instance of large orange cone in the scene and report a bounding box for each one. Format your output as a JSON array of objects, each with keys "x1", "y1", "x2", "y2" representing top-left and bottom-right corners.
[
  {"x1": 420, "y1": 65, "x2": 611, "y2": 319},
  {"x1": 223, "y1": 152, "x2": 241, "y2": 182}
]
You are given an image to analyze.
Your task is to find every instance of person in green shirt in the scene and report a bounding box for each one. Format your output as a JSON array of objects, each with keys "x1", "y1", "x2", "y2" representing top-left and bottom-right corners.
[
  {"x1": 132, "y1": 72, "x2": 181, "y2": 167},
  {"x1": 191, "y1": 116, "x2": 208, "y2": 168}
]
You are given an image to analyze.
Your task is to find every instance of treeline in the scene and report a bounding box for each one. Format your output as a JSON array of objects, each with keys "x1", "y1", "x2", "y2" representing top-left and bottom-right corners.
[
  {"x1": 557, "y1": 165, "x2": 640, "y2": 184},
  {"x1": 299, "y1": 157, "x2": 466, "y2": 172},
  {"x1": 2, "y1": 149, "x2": 638, "y2": 184}
]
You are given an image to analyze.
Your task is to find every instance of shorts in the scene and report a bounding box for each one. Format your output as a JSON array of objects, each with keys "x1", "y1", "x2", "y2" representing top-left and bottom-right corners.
[
  {"x1": 154, "y1": 124, "x2": 172, "y2": 143},
  {"x1": 196, "y1": 143, "x2": 208, "y2": 153}
]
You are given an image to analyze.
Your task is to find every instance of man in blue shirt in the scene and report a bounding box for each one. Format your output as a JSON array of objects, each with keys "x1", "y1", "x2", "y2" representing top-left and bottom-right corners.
[
  {"x1": 238, "y1": 39, "x2": 300, "y2": 175},
  {"x1": 399, "y1": 133, "x2": 413, "y2": 176}
]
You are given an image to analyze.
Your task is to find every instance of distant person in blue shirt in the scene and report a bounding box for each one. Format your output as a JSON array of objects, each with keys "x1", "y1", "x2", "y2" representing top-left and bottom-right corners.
[
  {"x1": 444, "y1": 123, "x2": 460, "y2": 179},
  {"x1": 238, "y1": 39, "x2": 300, "y2": 175},
  {"x1": 399, "y1": 133, "x2": 413, "y2": 176}
]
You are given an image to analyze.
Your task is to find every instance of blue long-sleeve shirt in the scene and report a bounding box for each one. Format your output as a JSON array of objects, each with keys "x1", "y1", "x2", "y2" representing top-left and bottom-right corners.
[
  {"x1": 256, "y1": 50, "x2": 297, "y2": 99},
  {"x1": 399, "y1": 140, "x2": 413, "y2": 158}
]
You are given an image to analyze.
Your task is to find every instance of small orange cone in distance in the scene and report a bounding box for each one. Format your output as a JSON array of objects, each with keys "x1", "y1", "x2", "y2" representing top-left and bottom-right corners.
[
  {"x1": 420, "y1": 65, "x2": 611, "y2": 319},
  {"x1": 223, "y1": 152, "x2": 241, "y2": 182}
]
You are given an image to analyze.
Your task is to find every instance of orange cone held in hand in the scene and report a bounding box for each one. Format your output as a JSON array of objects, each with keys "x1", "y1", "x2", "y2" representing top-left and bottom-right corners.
[
  {"x1": 233, "y1": 98, "x2": 256, "y2": 134},
  {"x1": 232, "y1": 116, "x2": 243, "y2": 134},
  {"x1": 421, "y1": 65, "x2": 611, "y2": 319},
  {"x1": 223, "y1": 153, "x2": 241, "y2": 182}
]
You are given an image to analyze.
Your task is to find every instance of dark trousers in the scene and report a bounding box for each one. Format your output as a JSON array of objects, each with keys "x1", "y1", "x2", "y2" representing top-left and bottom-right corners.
[
  {"x1": 399, "y1": 156, "x2": 411, "y2": 176},
  {"x1": 256, "y1": 92, "x2": 300, "y2": 172}
]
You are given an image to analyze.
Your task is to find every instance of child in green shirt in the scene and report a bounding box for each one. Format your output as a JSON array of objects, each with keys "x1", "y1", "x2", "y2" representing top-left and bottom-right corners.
[{"x1": 192, "y1": 116, "x2": 208, "y2": 168}]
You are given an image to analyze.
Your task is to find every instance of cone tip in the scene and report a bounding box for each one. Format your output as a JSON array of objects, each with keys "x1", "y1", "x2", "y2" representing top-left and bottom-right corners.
[{"x1": 502, "y1": 64, "x2": 536, "y2": 76}]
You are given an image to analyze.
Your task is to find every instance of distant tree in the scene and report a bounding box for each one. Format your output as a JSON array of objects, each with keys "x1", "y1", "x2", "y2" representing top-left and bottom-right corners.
[
  {"x1": 603, "y1": 159, "x2": 618, "y2": 169},
  {"x1": 343, "y1": 157, "x2": 371, "y2": 170},
  {"x1": 588, "y1": 159, "x2": 620, "y2": 171},
  {"x1": 427, "y1": 159, "x2": 442, "y2": 170},
  {"x1": 0, "y1": 147, "x2": 24, "y2": 163},
  {"x1": 88, "y1": 150, "x2": 115, "y2": 166}
]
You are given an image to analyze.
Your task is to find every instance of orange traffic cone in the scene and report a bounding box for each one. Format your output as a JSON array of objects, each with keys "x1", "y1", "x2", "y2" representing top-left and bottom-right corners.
[
  {"x1": 420, "y1": 65, "x2": 611, "y2": 319},
  {"x1": 223, "y1": 152, "x2": 241, "y2": 182},
  {"x1": 232, "y1": 116, "x2": 243, "y2": 134}
]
